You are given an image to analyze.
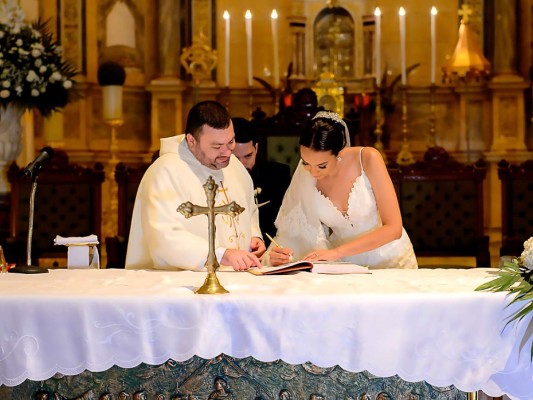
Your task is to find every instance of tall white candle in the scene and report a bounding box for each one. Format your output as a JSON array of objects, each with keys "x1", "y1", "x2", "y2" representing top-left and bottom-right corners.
[
  {"x1": 374, "y1": 7, "x2": 381, "y2": 86},
  {"x1": 430, "y1": 6, "x2": 438, "y2": 84},
  {"x1": 399, "y1": 7, "x2": 406, "y2": 85},
  {"x1": 223, "y1": 11, "x2": 230, "y2": 87},
  {"x1": 271, "y1": 9, "x2": 280, "y2": 88},
  {"x1": 245, "y1": 10, "x2": 253, "y2": 87}
]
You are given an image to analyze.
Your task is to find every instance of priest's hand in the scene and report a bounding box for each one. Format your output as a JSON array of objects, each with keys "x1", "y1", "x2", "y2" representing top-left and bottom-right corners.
[
  {"x1": 269, "y1": 246, "x2": 294, "y2": 266},
  {"x1": 249, "y1": 236, "x2": 266, "y2": 257},
  {"x1": 222, "y1": 249, "x2": 263, "y2": 271}
]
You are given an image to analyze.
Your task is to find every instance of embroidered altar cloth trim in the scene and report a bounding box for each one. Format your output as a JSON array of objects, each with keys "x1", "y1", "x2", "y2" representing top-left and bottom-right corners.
[{"x1": 0, "y1": 269, "x2": 531, "y2": 400}]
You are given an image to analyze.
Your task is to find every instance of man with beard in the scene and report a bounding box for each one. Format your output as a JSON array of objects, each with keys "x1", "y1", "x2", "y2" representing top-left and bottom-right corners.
[{"x1": 126, "y1": 101, "x2": 265, "y2": 271}]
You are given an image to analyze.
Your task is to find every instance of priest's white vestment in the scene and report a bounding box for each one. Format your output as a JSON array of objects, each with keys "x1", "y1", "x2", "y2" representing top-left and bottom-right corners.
[{"x1": 125, "y1": 135, "x2": 262, "y2": 270}]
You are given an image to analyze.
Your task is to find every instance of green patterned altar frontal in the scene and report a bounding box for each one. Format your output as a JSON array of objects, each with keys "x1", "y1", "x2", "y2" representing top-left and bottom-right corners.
[{"x1": 0, "y1": 355, "x2": 466, "y2": 399}]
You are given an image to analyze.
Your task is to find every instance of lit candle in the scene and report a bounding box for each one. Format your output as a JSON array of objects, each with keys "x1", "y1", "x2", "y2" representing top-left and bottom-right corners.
[
  {"x1": 223, "y1": 11, "x2": 230, "y2": 87},
  {"x1": 431, "y1": 6, "x2": 438, "y2": 84},
  {"x1": 271, "y1": 9, "x2": 280, "y2": 88},
  {"x1": 374, "y1": 7, "x2": 381, "y2": 86},
  {"x1": 399, "y1": 7, "x2": 406, "y2": 85},
  {"x1": 245, "y1": 10, "x2": 253, "y2": 87}
]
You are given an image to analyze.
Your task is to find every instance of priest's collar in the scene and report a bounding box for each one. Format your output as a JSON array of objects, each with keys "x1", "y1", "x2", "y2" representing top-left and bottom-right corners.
[{"x1": 178, "y1": 135, "x2": 225, "y2": 181}]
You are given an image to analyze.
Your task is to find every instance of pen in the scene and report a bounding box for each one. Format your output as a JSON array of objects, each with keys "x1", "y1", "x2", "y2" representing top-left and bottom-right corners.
[
  {"x1": 265, "y1": 233, "x2": 294, "y2": 261},
  {"x1": 265, "y1": 232, "x2": 282, "y2": 248}
]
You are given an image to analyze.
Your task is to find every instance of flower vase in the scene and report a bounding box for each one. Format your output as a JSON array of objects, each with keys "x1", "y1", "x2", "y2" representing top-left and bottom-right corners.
[{"x1": 0, "y1": 105, "x2": 24, "y2": 198}]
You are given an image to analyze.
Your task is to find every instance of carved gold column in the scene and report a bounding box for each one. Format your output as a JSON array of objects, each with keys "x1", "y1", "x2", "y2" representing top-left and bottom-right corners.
[
  {"x1": 287, "y1": 10, "x2": 307, "y2": 79},
  {"x1": 147, "y1": 81, "x2": 187, "y2": 155},
  {"x1": 156, "y1": 0, "x2": 181, "y2": 78},
  {"x1": 148, "y1": 0, "x2": 186, "y2": 158},
  {"x1": 488, "y1": 80, "x2": 528, "y2": 155},
  {"x1": 487, "y1": 0, "x2": 529, "y2": 157}
]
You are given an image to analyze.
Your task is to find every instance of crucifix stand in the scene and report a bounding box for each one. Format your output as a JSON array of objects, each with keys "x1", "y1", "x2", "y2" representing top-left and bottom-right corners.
[{"x1": 177, "y1": 176, "x2": 244, "y2": 294}]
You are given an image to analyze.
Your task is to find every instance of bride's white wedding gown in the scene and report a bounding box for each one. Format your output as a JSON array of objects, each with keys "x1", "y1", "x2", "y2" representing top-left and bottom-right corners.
[{"x1": 273, "y1": 149, "x2": 417, "y2": 269}]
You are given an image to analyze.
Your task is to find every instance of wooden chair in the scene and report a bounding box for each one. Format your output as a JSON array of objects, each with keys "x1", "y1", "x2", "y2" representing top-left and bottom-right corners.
[
  {"x1": 394, "y1": 147, "x2": 490, "y2": 268},
  {"x1": 105, "y1": 162, "x2": 150, "y2": 268},
  {"x1": 498, "y1": 159, "x2": 533, "y2": 257},
  {"x1": 4, "y1": 151, "x2": 105, "y2": 266}
]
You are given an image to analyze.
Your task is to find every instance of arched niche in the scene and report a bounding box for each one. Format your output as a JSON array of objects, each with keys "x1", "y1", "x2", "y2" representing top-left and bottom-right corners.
[
  {"x1": 314, "y1": 5, "x2": 355, "y2": 79},
  {"x1": 98, "y1": 0, "x2": 145, "y2": 72}
]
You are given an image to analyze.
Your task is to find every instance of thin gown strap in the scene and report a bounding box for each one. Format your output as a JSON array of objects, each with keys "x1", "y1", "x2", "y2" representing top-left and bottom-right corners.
[{"x1": 359, "y1": 147, "x2": 365, "y2": 173}]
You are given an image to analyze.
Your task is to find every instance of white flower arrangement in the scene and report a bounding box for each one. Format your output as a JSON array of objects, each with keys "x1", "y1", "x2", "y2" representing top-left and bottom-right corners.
[
  {"x1": 477, "y1": 237, "x2": 533, "y2": 357},
  {"x1": 521, "y1": 237, "x2": 533, "y2": 272},
  {"x1": 0, "y1": 0, "x2": 78, "y2": 116}
]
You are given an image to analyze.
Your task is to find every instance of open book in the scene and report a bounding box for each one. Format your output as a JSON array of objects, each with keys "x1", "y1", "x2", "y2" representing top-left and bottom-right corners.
[{"x1": 248, "y1": 260, "x2": 370, "y2": 275}]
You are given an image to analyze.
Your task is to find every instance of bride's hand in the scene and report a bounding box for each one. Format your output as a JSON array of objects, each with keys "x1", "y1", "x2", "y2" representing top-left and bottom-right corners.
[
  {"x1": 269, "y1": 247, "x2": 293, "y2": 266},
  {"x1": 303, "y1": 249, "x2": 339, "y2": 262}
]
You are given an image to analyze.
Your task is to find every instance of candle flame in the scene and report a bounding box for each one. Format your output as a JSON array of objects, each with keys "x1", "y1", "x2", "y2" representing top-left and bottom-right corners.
[
  {"x1": 431, "y1": 6, "x2": 438, "y2": 15},
  {"x1": 399, "y1": 7, "x2": 406, "y2": 16},
  {"x1": 271, "y1": 9, "x2": 278, "y2": 19},
  {"x1": 374, "y1": 7, "x2": 381, "y2": 17},
  {"x1": 245, "y1": 10, "x2": 252, "y2": 19},
  {"x1": 223, "y1": 10, "x2": 230, "y2": 20}
]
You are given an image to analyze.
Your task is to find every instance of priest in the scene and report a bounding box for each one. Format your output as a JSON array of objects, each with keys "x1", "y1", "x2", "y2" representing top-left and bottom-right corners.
[{"x1": 126, "y1": 101, "x2": 265, "y2": 271}]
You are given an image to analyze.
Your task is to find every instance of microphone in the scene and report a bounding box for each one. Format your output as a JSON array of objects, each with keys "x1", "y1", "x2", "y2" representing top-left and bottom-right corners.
[{"x1": 23, "y1": 147, "x2": 54, "y2": 178}]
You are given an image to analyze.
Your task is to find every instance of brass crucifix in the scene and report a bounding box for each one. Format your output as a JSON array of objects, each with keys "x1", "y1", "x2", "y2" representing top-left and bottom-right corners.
[{"x1": 177, "y1": 176, "x2": 244, "y2": 294}]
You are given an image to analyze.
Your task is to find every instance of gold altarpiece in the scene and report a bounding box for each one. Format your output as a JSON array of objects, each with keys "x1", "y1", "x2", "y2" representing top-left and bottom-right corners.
[{"x1": 28, "y1": 0, "x2": 532, "y2": 158}]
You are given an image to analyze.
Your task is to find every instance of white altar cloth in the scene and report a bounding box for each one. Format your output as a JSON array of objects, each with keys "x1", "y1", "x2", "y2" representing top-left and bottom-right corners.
[{"x1": 0, "y1": 268, "x2": 531, "y2": 399}]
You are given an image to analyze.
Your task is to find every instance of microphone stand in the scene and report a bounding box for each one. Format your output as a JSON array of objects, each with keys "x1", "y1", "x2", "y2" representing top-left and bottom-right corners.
[{"x1": 9, "y1": 174, "x2": 49, "y2": 274}]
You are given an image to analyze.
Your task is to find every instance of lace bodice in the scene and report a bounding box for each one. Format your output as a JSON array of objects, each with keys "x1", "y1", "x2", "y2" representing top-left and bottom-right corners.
[{"x1": 315, "y1": 171, "x2": 381, "y2": 235}]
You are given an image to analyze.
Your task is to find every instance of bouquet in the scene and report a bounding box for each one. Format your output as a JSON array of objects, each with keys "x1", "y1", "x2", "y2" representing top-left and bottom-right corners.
[
  {"x1": 476, "y1": 237, "x2": 533, "y2": 357},
  {"x1": 0, "y1": 0, "x2": 78, "y2": 116}
]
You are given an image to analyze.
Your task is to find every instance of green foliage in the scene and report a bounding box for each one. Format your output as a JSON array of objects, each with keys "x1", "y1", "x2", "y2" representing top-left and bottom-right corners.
[{"x1": 476, "y1": 258, "x2": 533, "y2": 359}]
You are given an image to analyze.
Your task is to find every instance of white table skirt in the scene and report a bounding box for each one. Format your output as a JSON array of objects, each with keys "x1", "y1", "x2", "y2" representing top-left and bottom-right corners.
[{"x1": 0, "y1": 268, "x2": 531, "y2": 399}]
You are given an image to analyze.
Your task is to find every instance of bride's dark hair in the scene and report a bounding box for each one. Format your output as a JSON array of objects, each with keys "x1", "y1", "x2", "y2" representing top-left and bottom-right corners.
[{"x1": 299, "y1": 116, "x2": 347, "y2": 156}]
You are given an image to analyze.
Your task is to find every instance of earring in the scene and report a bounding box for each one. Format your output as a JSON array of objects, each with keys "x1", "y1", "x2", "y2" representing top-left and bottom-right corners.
[{"x1": 337, "y1": 156, "x2": 342, "y2": 161}]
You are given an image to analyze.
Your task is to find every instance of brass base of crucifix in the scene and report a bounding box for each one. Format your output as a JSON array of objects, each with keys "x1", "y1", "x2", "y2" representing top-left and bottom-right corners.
[
  {"x1": 177, "y1": 176, "x2": 245, "y2": 294},
  {"x1": 195, "y1": 273, "x2": 229, "y2": 294}
]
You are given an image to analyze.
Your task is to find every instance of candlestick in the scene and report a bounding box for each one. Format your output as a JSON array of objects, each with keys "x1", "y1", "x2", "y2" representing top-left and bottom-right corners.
[
  {"x1": 374, "y1": 86, "x2": 387, "y2": 162},
  {"x1": 374, "y1": 7, "x2": 381, "y2": 85},
  {"x1": 399, "y1": 7, "x2": 406, "y2": 85},
  {"x1": 271, "y1": 9, "x2": 280, "y2": 88},
  {"x1": 223, "y1": 11, "x2": 230, "y2": 88},
  {"x1": 396, "y1": 85, "x2": 414, "y2": 165},
  {"x1": 430, "y1": 6, "x2": 437, "y2": 84},
  {"x1": 245, "y1": 10, "x2": 253, "y2": 87},
  {"x1": 428, "y1": 84, "x2": 437, "y2": 147}
]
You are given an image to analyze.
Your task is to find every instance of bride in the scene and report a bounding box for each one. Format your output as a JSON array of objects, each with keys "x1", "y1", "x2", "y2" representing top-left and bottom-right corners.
[{"x1": 268, "y1": 111, "x2": 417, "y2": 269}]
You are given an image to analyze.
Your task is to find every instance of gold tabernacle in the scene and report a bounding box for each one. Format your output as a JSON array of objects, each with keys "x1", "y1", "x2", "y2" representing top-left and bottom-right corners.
[{"x1": 177, "y1": 176, "x2": 244, "y2": 294}]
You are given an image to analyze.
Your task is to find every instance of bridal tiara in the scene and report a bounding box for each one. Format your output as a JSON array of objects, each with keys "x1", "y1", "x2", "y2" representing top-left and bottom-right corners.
[
  {"x1": 312, "y1": 111, "x2": 344, "y2": 125},
  {"x1": 311, "y1": 111, "x2": 351, "y2": 147}
]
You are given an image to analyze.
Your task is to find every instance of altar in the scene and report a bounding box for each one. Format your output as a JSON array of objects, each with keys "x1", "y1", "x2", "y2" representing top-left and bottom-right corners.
[{"x1": 0, "y1": 268, "x2": 531, "y2": 399}]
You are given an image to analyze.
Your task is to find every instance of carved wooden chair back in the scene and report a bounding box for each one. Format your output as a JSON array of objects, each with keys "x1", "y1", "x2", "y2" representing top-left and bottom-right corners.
[
  {"x1": 5, "y1": 150, "x2": 105, "y2": 266},
  {"x1": 394, "y1": 147, "x2": 490, "y2": 268},
  {"x1": 498, "y1": 159, "x2": 533, "y2": 257}
]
